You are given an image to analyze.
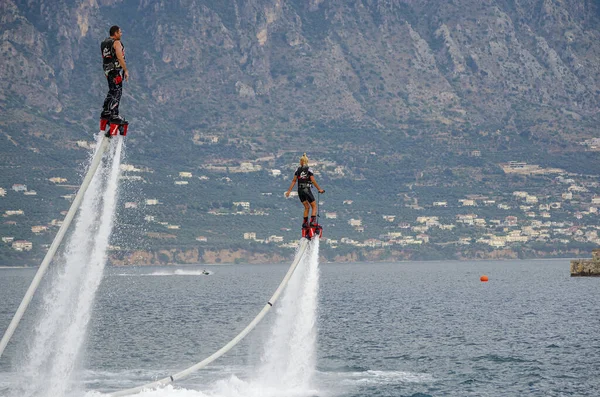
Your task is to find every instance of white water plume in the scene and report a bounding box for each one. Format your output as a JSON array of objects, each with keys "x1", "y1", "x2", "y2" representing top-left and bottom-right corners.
[
  {"x1": 12, "y1": 136, "x2": 124, "y2": 397},
  {"x1": 254, "y1": 238, "x2": 320, "y2": 393},
  {"x1": 16, "y1": 137, "x2": 106, "y2": 391}
]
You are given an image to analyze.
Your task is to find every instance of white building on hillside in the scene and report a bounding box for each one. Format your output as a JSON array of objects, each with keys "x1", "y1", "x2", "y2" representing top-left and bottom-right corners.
[{"x1": 12, "y1": 240, "x2": 32, "y2": 251}]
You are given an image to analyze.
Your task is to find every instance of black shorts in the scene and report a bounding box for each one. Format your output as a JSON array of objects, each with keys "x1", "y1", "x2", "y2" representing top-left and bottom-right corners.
[{"x1": 298, "y1": 188, "x2": 315, "y2": 203}]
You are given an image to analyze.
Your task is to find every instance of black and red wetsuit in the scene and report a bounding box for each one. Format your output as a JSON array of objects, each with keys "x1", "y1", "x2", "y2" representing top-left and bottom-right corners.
[
  {"x1": 100, "y1": 37, "x2": 125, "y2": 120},
  {"x1": 295, "y1": 166, "x2": 315, "y2": 203}
]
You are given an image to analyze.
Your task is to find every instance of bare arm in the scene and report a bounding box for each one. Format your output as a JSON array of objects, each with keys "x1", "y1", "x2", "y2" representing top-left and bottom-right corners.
[
  {"x1": 310, "y1": 176, "x2": 324, "y2": 193},
  {"x1": 113, "y1": 40, "x2": 129, "y2": 81},
  {"x1": 285, "y1": 176, "x2": 297, "y2": 197}
]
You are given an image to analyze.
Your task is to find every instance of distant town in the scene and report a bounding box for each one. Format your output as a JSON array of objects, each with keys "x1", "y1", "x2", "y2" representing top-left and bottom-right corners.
[{"x1": 1, "y1": 136, "x2": 599, "y2": 265}]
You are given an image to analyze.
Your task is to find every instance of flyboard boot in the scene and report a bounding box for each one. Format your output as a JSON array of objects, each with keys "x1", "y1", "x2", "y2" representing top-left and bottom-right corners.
[
  {"x1": 100, "y1": 111, "x2": 111, "y2": 137},
  {"x1": 108, "y1": 114, "x2": 129, "y2": 137},
  {"x1": 302, "y1": 220, "x2": 313, "y2": 240}
]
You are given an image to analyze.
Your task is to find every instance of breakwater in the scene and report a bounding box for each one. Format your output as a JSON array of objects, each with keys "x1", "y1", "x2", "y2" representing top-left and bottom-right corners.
[{"x1": 570, "y1": 249, "x2": 600, "y2": 277}]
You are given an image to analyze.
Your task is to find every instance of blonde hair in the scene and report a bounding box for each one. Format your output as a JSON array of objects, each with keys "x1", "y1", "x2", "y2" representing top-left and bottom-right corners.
[{"x1": 300, "y1": 153, "x2": 309, "y2": 166}]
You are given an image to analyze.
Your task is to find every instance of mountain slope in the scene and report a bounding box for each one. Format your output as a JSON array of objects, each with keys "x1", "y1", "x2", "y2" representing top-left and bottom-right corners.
[{"x1": 1, "y1": 0, "x2": 598, "y2": 143}]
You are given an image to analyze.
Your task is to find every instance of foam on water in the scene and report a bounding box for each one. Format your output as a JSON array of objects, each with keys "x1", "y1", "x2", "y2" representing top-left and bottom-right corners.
[
  {"x1": 113, "y1": 270, "x2": 213, "y2": 277},
  {"x1": 343, "y1": 369, "x2": 434, "y2": 384},
  {"x1": 148, "y1": 270, "x2": 212, "y2": 276}
]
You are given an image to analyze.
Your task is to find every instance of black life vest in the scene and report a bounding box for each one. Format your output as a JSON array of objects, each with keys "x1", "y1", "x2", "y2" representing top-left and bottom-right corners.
[
  {"x1": 296, "y1": 166, "x2": 313, "y2": 189},
  {"x1": 101, "y1": 37, "x2": 124, "y2": 74}
]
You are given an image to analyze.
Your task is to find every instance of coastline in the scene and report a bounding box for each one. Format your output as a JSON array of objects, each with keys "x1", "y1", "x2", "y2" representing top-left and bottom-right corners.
[{"x1": 0, "y1": 250, "x2": 590, "y2": 268}]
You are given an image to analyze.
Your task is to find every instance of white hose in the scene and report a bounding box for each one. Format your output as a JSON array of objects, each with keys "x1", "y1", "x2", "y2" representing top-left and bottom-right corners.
[
  {"x1": 0, "y1": 137, "x2": 111, "y2": 360},
  {"x1": 108, "y1": 238, "x2": 310, "y2": 397}
]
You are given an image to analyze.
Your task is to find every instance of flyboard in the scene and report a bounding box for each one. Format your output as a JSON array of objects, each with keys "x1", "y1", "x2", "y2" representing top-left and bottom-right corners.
[
  {"x1": 0, "y1": 121, "x2": 127, "y2": 360},
  {"x1": 302, "y1": 220, "x2": 323, "y2": 240},
  {"x1": 108, "y1": 237, "x2": 311, "y2": 397}
]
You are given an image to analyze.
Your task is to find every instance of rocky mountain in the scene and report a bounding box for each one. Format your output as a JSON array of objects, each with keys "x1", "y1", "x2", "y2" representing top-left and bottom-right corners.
[{"x1": 1, "y1": 0, "x2": 599, "y2": 145}]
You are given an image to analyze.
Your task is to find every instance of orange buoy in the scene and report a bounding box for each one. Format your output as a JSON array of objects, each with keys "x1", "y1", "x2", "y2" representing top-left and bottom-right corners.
[{"x1": 480, "y1": 275, "x2": 489, "y2": 282}]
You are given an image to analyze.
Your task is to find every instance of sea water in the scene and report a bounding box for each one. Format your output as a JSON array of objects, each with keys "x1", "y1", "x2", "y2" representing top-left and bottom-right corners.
[{"x1": 1, "y1": 258, "x2": 599, "y2": 396}]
